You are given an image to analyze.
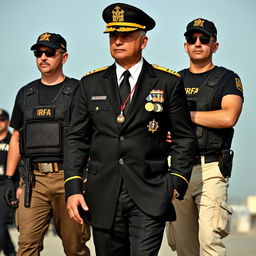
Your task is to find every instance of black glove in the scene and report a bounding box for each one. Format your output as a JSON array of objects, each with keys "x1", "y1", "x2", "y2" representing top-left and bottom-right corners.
[{"x1": 4, "y1": 175, "x2": 19, "y2": 208}]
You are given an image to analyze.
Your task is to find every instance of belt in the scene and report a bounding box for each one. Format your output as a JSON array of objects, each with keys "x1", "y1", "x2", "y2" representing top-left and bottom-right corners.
[
  {"x1": 194, "y1": 154, "x2": 219, "y2": 165},
  {"x1": 32, "y1": 162, "x2": 63, "y2": 173}
]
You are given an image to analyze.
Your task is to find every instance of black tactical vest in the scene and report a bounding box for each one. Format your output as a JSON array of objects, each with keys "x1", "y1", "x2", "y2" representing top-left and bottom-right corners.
[
  {"x1": 19, "y1": 78, "x2": 78, "y2": 157},
  {"x1": 180, "y1": 67, "x2": 234, "y2": 150}
]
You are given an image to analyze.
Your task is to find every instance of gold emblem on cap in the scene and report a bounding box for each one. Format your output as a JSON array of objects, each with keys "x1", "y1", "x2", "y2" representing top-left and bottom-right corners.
[
  {"x1": 112, "y1": 6, "x2": 124, "y2": 22},
  {"x1": 193, "y1": 19, "x2": 205, "y2": 27},
  {"x1": 39, "y1": 33, "x2": 51, "y2": 41},
  {"x1": 0, "y1": 110, "x2": 3, "y2": 115}
]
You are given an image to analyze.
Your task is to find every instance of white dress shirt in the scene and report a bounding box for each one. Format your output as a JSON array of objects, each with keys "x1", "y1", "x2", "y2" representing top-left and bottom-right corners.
[{"x1": 115, "y1": 58, "x2": 143, "y2": 100}]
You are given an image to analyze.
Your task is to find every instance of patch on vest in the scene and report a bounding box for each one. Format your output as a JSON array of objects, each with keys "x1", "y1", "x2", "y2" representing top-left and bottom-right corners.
[
  {"x1": 33, "y1": 108, "x2": 55, "y2": 118},
  {"x1": 235, "y1": 78, "x2": 243, "y2": 92},
  {"x1": 185, "y1": 87, "x2": 199, "y2": 95},
  {"x1": 152, "y1": 64, "x2": 180, "y2": 77}
]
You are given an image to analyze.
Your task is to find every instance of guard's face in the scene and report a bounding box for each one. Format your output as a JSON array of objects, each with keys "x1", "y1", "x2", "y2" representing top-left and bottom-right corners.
[
  {"x1": 184, "y1": 32, "x2": 219, "y2": 63},
  {"x1": 35, "y1": 46, "x2": 68, "y2": 75},
  {"x1": 109, "y1": 31, "x2": 148, "y2": 66},
  {"x1": 0, "y1": 118, "x2": 9, "y2": 132}
]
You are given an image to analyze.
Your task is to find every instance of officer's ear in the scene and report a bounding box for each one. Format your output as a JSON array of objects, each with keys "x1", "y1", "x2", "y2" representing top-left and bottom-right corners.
[{"x1": 141, "y1": 36, "x2": 148, "y2": 50}]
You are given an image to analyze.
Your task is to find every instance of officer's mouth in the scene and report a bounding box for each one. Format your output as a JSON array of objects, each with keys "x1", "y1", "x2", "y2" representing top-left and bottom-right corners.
[{"x1": 114, "y1": 49, "x2": 126, "y2": 52}]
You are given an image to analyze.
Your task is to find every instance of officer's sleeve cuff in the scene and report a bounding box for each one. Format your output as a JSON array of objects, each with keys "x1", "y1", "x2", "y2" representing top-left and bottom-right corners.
[
  {"x1": 64, "y1": 176, "x2": 83, "y2": 200},
  {"x1": 170, "y1": 172, "x2": 189, "y2": 199}
]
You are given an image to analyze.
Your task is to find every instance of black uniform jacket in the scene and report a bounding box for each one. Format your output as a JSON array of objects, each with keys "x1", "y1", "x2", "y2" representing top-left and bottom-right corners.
[{"x1": 64, "y1": 60, "x2": 195, "y2": 229}]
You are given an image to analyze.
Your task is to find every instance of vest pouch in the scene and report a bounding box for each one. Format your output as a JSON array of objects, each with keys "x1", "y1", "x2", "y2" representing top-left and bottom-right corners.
[
  {"x1": 24, "y1": 120, "x2": 62, "y2": 156},
  {"x1": 195, "y1": 125, "x2": 207, "y2": 148}
]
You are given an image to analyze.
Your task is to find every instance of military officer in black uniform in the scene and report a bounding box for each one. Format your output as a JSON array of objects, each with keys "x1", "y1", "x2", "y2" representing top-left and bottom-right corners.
[
  {"x1": 0, "y1": 109, "x2": 17, "y2": 256},
  {"x1": 166, "y1": 18, "x2": 244, "y2": 256},
  {"x1": 64, "y1": 3, "x2": 195, "y2": 256},
  {"x1": 5, "y1": 33, "x2": 90, "y2": 255}
]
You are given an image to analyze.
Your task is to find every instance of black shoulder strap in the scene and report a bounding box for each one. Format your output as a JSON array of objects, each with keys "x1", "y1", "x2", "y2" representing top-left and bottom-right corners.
[
  {"x1": 207, "y1": 66, "x2": 233, "y2": 88},
  {"x1": 63, "y1": 78, "x2": 79, "y2": 95},
  {"x1": 206, "y1": 67, "x2": 234, "y2": 109},
  {"x1": 25, "y1": 79, "x2": 38, "y2": 96}
]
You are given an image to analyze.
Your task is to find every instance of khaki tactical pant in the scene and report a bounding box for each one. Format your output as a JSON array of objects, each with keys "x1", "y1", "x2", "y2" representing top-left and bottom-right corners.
[
  {"x1": 166, "y1": 158, "x2": 233, "y2": 256},
  {"x1": 16, "y1": 170, "x2": 90, "y2": 256}
]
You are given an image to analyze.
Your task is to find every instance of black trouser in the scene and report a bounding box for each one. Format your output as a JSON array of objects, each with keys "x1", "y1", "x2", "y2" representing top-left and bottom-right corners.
[
  {"x1": 0, "y1": 184, "x2": 16, "y2": 255},
  {"x1": 92, "y1": 182, "x2": 166, "y2": 256}
]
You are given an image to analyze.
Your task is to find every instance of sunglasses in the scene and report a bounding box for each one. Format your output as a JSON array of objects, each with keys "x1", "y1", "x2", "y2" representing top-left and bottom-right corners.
[
  {"x1": 186, "y1": 35, "x2": 211, "y2": 45},
  {"x1": 0, "y1": 117, "x2": 8, "y2": 122},
  {"x1": 33, "y1": 49, "x2": 64, "y2": 58}
]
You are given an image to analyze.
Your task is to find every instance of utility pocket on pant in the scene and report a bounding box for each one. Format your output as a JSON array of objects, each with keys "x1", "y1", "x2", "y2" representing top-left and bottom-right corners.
[
  {"x1": 166, "y1": 222, "x2": 177, "y2": 251},
  {"x1": 15, "y1": 206, "x2": 19, "y2": 231},
  {"x1": 213, "y1": 200, "x2": 233, "y2": 238}
]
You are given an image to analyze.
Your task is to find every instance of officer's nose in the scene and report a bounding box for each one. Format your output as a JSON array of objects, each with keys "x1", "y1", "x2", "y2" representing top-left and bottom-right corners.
[{"x1": 115, "y1": 36, "x2": 124, "y2": 45}]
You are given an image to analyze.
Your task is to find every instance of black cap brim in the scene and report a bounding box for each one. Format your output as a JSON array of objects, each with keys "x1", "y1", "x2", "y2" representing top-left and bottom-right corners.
[
  {"x1": 30, "y1": 42, "x2": 60, "y2": 51},
  {"x1": 184, "y1": 28, "x2": 213, "y2": 37}
]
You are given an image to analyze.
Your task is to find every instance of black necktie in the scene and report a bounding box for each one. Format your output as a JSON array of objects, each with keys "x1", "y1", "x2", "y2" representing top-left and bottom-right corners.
[{"x1": 119, "y1": 70, "x2": 131, "y2": 112}]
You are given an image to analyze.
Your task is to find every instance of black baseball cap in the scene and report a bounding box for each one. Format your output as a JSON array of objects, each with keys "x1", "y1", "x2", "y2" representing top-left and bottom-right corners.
[
  {"x1": 0, "y1": 109, "x2": 9, "y2": 120},
  {"x1": 184, "y1": 18, "x2": 217, "y2": 40},
  {"x1": 31, "y1": 32, "x2": 67, "y2": 52},
  {"x1": 102, "y1": 3, "x2": 155, "y2": 33}
]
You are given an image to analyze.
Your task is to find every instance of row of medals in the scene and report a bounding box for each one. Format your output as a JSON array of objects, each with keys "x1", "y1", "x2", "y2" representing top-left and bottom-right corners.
[
  {"x1": 117, "y1": 91, "x2": 164, "y2": 124},
  {"x1": 145, "y1": 91, "x2": 164, "y2": 112}
]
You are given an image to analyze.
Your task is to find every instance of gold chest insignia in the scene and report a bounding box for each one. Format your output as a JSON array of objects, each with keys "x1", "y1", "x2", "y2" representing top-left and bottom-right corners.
[{"x1": 147, "y1": 119, "x2": 159, "y2": 133}]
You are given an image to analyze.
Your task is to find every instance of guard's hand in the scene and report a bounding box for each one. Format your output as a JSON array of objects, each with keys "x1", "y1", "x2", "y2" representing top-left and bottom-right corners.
[
  {"x1": 4, "y1": 176, "x2": 19, "y2": 208},
  {"x1": 16, "y1": 187, "x2": 23, "y2": 200},
  {"x1": 67, "y1": 194, "x2": 89, "y2": 224}
]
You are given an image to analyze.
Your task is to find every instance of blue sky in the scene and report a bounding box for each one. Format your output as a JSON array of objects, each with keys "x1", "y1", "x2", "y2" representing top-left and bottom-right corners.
[{"x1": 1, "y1": 0, "x2": 255, "y2": 202}]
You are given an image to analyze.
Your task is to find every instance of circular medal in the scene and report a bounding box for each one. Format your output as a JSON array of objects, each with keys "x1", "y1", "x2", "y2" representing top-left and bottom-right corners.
[
  {"x1": 145, "y1": 102, "x2": 154, "y2": 112},
  {"x1": 117, "y1": 114, "x2": 125, "y2": 123},
  {"x1": 154, "y1": 103, "x2": 163, "y2": 112}
]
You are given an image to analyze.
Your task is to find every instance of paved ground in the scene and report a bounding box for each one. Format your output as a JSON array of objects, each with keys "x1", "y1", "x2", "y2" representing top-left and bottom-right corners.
[{"x1": 2, "y1": 227, "x2": 256, "y2": 256}]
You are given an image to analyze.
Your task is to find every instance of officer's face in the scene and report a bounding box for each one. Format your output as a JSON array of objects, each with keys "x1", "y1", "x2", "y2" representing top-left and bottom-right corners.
[
  {"x1": 184, "y1": 32, "x2": 219, "y2": 63},
  {"x1": 109, "y1": 31, "x2": 148, "y2": 68},
  {"x1": 35, "y1": 46, "x2": 68, "y2": 75}
]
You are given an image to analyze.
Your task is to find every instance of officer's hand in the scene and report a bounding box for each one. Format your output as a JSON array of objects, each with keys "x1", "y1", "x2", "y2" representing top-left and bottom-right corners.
[
  {"x1": 4, "y1": 176, "x2": 19, "y2": 208},
  {"x1": 67, "y1": 194, "x2": 89, "y2": 224},
  {"x1": 171, "y1": 189, "x2": 180, "y2": 201}
]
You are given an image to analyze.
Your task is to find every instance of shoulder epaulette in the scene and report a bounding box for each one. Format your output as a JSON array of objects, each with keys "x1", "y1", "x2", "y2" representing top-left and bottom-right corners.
[
  {"x1": 152, "y1": 64, "x2": 181, "y2": 78},
  {"x1": 83, "y1": 66, "x2": 109, "y2": 78}
]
